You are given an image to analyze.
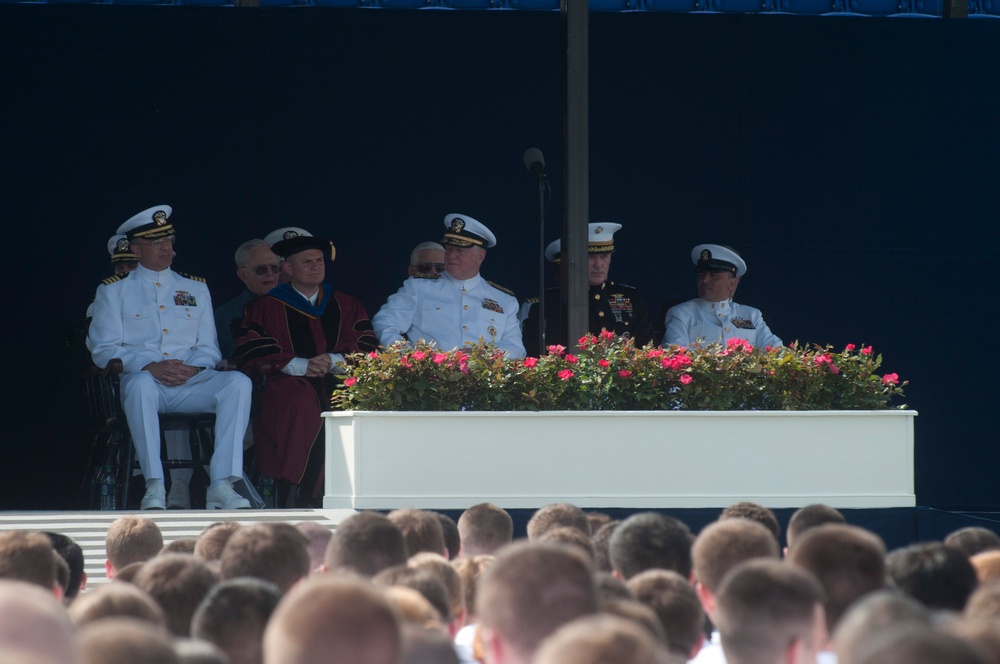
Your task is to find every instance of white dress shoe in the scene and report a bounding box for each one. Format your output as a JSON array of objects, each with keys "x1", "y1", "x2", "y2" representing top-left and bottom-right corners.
[
  {"x1": 166, "y1": 482, "x2": 191, "y2": 510},
  {"x1": 206, "y1": 480, "x2": 251, "y2": 510},
  {"x1": 141, "y1": 482, "x2": 166, "y2": 510}
]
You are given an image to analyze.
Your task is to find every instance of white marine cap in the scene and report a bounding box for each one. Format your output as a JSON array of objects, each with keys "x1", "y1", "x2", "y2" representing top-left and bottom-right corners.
[
  {"x1": 441, "y1": 214, "x2": 497, "y2": 249},
  {"x1": 691, "y1": 244, "x2": 747, "y2": 277},
  {"x1": 544, "y1": 222, "x2": 622, "y2": 264}
]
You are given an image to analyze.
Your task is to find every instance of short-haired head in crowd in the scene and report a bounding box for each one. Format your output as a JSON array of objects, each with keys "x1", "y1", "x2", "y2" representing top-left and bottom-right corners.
[
  {"x1": 295, "y1": 522, "x2": 333, "y2": 575},
  {"x1": 408, "y1": 552, "x2": 466, "y2": 634},
  {"x1": 192, "y1": 577, "x2": 282, "y2": 664},
  {"x1": 944, "y1": 616, "x2": 1000, "y2": 664},
  {"x1": 786, "y1": 504, "x2": 846, "y2": 550},
  {"x1": 263, "y1": 575, "x2": 402, "y2": 664},
  {"x1": 451, "y1": 554, "x2": 494, "y2": 623},
  {"x1": 174, "y1": 638, "x2": 229, "y2": 664},
  {"x1": 162, "y1": 538, "x2": 198, "y2": 555},
  {"x1": 609, "y1": 512, "x2": 694, "y2": 581},
  {"x1": 787, "y1": 523, "x2": 887, "y2": 634},
  {"x1": 628, "y1": 569, "x2": 706, "y2": 659},
  {"x1": 383, "y1": 586, "x2": 444, "y2": 630},
  {"x1": 325, "y1": 511, "x2": 408, "y2": 577},
  {"x1": 477, "y1": 541, "x2": 599, "y2": 664},
  {"x1": 373, "y1": 564, "x2": 452, "y2": 624},
  {"x1": 533, "y1": 614, "x2": 677, "y2": 664},
  {"x1": 220, "y1": 523, "x2": 310, "y2": 594},
  {"x1": 714, "y1": 559, "x2": 827, "y2": 664},
  {"x1": 41, "y1": 532, "x2": 85, "y2": 600},
  {"x1": 945, "y1": 527, "x2": 1000, "y2": 558},
  {"x1": 0, "y1": 531, "x2": 57, "y2": 593},
  {"x1": 964, "y1": 579, "x2": 1000, "y2": 622},
  {"x1": 457, "y1": 503, "x2": 513, "y2": 557},
  {"x1": 52, "y1": 555, "x2": 70, "y2": 599},
  {"x1": 851, "y1": 622, "x2": 990, "y2": 664},
  {"x1": 691, "y1": 517, "x2": 780, "y2": 626},
  {"x1": 112, "y1": 560, "x2": 146, "y2": 584},
  {"x1": 134, "y1": 553, "x2": 219, "y2": 637},
  {"x1": 78, "y1": 617, "x2": 177, "y2": 664},
  {"x1": 527, "y1": 503, "x2": 591, "y2": 540},
  {"x1": 435, "y1": 513, "x2": 461, "y2": 561},
  {"x1": 538, "y1": 526, "x2": 597, "y2": 565},
  {"x1": 592, "y1": 520, "x2": 621, "y2": 573},
  {"x1": 105, "y1": 516, "x2": 163, "y2": 579},
  {"x1": 970, "y1": 550, "x2": 1000, "y2": 584},
  {"x1": 194, "y1": 522, "x2": 242, "y2": 563},
  {"x1": 0, "y1": 579, "x2": 79, "y2": 664},
  {"x1": 69, "y1": 581, "x2": 166, "y2": 628},
  {"x1": 601, "y1": 598, "x2": 668, "y2": 646},
  {"x1": 719, "y1": 501, "x2": 781, "y2": 544},
  {"x1": 886, "y1": 541, "x2": 979, "y2": 612},
  {"x1": 586, "y1": 512, "x2": 613, "y2": 535},
  {"x1": 400, "y1": 623, "x2": 461, "y2": 664},
  {"x1": 831, "y1": 589, "x2": 930, "y2": 664},
  {"x1": 388, "y1": 509, "x2": 447, "y2": 558},
  {"x1": 595, "y1": 571, "x2": 634, "y2": 604}
]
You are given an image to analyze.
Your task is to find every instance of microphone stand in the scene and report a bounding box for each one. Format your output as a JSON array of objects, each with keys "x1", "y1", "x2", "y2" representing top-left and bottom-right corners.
[{"x1": 536, "y1": 172, "x2": 547, "y2": 355}]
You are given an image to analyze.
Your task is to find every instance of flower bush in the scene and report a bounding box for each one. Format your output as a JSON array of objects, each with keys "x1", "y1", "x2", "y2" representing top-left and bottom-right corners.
[{"x1": 330, "y1": 334, "x2": 907, "y2": 412}]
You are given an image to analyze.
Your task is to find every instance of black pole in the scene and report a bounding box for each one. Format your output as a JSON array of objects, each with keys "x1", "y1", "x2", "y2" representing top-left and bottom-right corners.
[{"x1": 562, "y1": 0, "x2": 588, "y2": 352}]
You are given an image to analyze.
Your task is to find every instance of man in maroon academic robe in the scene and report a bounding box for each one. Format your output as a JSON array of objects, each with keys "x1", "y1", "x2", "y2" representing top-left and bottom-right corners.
[{"x1": 236, "y1": 229, "x2": 377, "y2": 507}]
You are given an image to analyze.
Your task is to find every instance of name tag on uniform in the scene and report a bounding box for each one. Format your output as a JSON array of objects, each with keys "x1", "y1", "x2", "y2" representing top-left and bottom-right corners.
[
  {"x1": 174, "y1": 291, "x2": 198, "y2": 307},
  {"x1": 482, "y1": 298, "x2": 504, "y2": 314},
  {"x1": 732, "y1": 317, "x2": 755, "y2": 330}
]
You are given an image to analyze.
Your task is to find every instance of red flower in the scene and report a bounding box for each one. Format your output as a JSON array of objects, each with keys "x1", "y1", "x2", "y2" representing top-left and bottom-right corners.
[
  {"x1": 344, "y1": 377, "x2": 357, "y2": 387},
  {"x1": 432, "y1": 353, "x2": 448, "y2": 364},
  {"x1": 523, "y1": 357, "x2": 538, "y2": 368},
  {"x1": 412, "y1": 351, "x2": 427, "y2": 361},
  {"x1": 861, "y1": 346, "x2": 873, "y2": 355},
  {"x1": 368, "y1": 351, "x2": 379, "y2": 359},
  {"x1": 577, "y1": 335, "x2": 591, "y2": 347},
  {"x1": 845, "y1": 344, "x2": 856, "y2": 351},
  {"x1": 726, "y1": 338, "x2": 753, "y2": 353},
  {"x1": 565, "y1": 355, "x2": 578, "y2": 364},
  {"x1": 679, "y1": 374, "x2": 693, "y2": 385},
  {"x1": 618, "y1": 370, "x2": 632, "y2": 378},
  {"x1": 399, "y1": 357, "x2": 413, "y2": 369},
  {"x1": 547, "y1": 344, "x2": 566, "y2": 356},
  {"x1": 598, "y1": 359, "x2": 610, "y2": 368},
  {"x1": 814, "y1": 354, "x2": 832, "y2": 365},
  {"x1": 647, "y1": 349, "x2": 664, "y2": 359},
  {"x1": 882, "y1": 373, "x2": 899, "y2": 386},
  {"x1": 830, "y1": 364, "x2": 841, "y2": 375},
  {"x1": 558, "y1": 369, "x2": 574, "y2": 380},
  {"x1": 600, "y1": 330, "x2": 614, "y2": 340}
]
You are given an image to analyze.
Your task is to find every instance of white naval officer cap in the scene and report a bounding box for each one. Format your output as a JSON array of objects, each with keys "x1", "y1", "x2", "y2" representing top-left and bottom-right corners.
[
  {"x1": 267, "y1": 227, "x2": 336, "y2": 261},
  {"x1": 116, "y1": 205, "x2": 174, "y2": 241},
  {"x1": 264, "y1": 226, "x2": 312, "y2": 247},
  {"x1": 543, "y1": 222, "x2": 622, "y2": 264},
  {"x1": 545, "y1": 239, "x2": 561, "y2": 263},
  {"x1": 441, "y1": 214, "x2": 497, "y2": 249},
  {"x1": 107, "y1": 234, "x2": 138, "y2": 263},
  {"x1": 692, "y1": 244, "x2": 747, "y2": 277}
]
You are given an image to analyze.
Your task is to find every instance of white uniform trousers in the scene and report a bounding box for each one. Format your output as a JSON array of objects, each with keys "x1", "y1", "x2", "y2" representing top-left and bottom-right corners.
[{"x1": 120, "y1": 369, "x2": 251, "y2": 483}]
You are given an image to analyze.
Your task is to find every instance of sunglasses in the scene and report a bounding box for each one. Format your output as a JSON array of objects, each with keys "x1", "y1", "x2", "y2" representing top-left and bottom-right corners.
[
  {"x1": 247, "y1": 264, "x2": 282, "y2": 276},
  {"x1": 416, "y1": 263, "x2": 446, "y2": 273}
]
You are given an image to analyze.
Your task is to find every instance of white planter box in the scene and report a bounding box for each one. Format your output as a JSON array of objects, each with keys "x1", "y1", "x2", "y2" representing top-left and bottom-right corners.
[{"x1": 322, "y1": 410, "x2": 916, "y2": 511}]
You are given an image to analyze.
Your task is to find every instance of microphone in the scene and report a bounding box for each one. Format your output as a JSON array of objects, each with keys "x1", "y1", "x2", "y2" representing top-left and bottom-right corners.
[{"x1": 523, "y1": 148, "x2": 545, "y2": 176}]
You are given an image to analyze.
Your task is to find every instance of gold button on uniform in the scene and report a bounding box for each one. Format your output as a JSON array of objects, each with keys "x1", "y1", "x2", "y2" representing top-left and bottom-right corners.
[
  {"x1": 163, "y1": 329, "x2": 169, "y2": 334},
  {"x1": 594, "y1": 294, "x2": 601, "y2": 300},
  {"x1": 463, "y1": 305, "x2": 469, "y2": 310},
  {"x1": 462, "y1": 325, "x2": 468, "y2": 331},
  {"x1": 155, "y1": 282, "x2": 161, "y2": 288},
  {"x1": 159, "y1": 305, "x2": 165, "y2": 311},
  {"x1": 724, "y1": 327, "x2": 730, "y2": 332},
  {"x1": 598, "y1": 311, "x2": 605, "y2": 318}
]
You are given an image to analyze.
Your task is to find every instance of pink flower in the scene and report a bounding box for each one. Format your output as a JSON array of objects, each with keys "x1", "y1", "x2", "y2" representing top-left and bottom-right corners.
[
  {"x1": 618, "y1": 370, "x2": 632, "y2": 378},
  {"x1": 558, "y1": 369, "x2": 574, "y2": 380},
  {"x1": 598, "y1": 359, "x2": 610, "y2": 368},
  {"x1": 845, "y1": 344, "x2": 856, "y2": 351},
  {"x1": 600, "y1": 330, "x2": 614, "y2": 340},
  {"x1": 523, "y1": 357, "x2": 538, "y2": 368},
  {"x1": 344, "y1": 377, "x2": 357, "y2": 387},
  {"x1": 861, "y1": 346, "x2": 873, "y2": 355},
  {"x1": 830, "y1": 364, "x2": 840, "y2": 375},
  {"x1": 814, "y1": 354, "x2": 832, "y2": 365},
  {"x1": 679, "y1": 374, "x2": 693, "y2": 385},
  {"x1": 726, "y1": 338, "x2": 753, "y2": 353},
  {"x1": 432, "y1": 353, "x2": 448, "y2": 364},
  {"x1": 647, "y1": 349, "x2": 664, "y2": 359},
  {"x1": 368, "y1": 351, "x2": 379, "y2": 359},
  {"x1": 399, "y1": 357, "x2": 413, "y2": 369},
  {"x1": 565, "y1": 354, "x2": 578, "y2": 364},
  {"x1": 547, "y1": 345, "x2": 566, "y2": 356},
  {"x1": 459, "y1": 359, "x2": 469, "y2": 375},
  {"x1": 882, "y1": 373, "x2": 899, "y2": 386},
  {"x1": 577, "y1": 335, "x2": 591, "y2": 347},
  {"x1": 412, "y1": 351, "x2": 427, "y2": 361}
]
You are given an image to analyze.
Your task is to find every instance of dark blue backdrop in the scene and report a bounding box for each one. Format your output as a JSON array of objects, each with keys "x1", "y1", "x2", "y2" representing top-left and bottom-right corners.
[{"x1": 2, "y1": 6, "x2": 997, "y2": 509}]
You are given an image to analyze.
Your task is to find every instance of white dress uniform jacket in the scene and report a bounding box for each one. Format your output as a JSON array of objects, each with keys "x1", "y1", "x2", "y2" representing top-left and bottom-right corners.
[
  {"x1": 373, "y1": 273, "x2": 526, "y2": 358},
  {"x1": 663, "y1": 298, "x2": 782, "y2": 349}
]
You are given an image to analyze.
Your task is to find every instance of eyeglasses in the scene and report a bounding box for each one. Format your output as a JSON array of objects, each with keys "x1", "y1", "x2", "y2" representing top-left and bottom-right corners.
[
  {"x1": 131, "y1": 236, "x2": 176, "y2": 247},
  {"x1": 416, "y1": 263, "x2": 446, "y2": 273},
  {"x1": 247, "y1": 264, "x2": 281, "y2": 276}
]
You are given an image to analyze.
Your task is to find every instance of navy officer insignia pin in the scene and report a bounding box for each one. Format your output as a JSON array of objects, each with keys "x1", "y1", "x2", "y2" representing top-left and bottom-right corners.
[
  {"x1": 174, "y1": 291, "x2": 198, "y2": 307},
  {"x1": 153, "y1": 210, "x2": 168, "y2": 226},
  {"x1": 482, "y1": 298, "x2": 504, "y2": 314},
  {"x1": 732, "y1": 317, "x2": 755, "y2": 330},
  {"x1": 116, "y1": 238, "x2": 131, "y2": 252},
  {"x1": 283, "y1": 230, "x2": 299, "y2": 240},
  {"x1": 700, "y1": 249, "x2": 711, "y2": 261},
  {"x1": 450, "y1": 217, "x2": 466, "y2": 233}
]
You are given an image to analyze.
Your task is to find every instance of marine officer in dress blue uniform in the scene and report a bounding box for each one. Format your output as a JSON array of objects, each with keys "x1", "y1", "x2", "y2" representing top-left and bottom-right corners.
[
  {"x1": 373, "y1": 214, "x2": 525, "y2": 358},
  {"x1": 662, "y1": 244, "x2": 782, "y2": 349},
  {"x1": 87, "y1": 205, "x2": 252, "y2": 510}
]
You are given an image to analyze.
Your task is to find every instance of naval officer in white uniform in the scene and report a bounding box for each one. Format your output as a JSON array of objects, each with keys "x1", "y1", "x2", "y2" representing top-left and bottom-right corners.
[
  {"x1": 87, "y1": 205, "x2": 252, "y2": 510},
  {"x1": 373, "y1": 214, "x2": 525, "y2": 358},
  {"x1": 663, "y1": 244, "x2": 782, "y2": 349}
]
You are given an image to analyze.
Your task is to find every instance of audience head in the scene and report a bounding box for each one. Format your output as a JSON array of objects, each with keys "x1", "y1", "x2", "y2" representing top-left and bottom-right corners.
[
  {"x1": 719, "y1": 501, "x2": 781, "y2": 544},
  {"x1": 592, "y1": 520, "x2": 621, "y2": 573},
  {"x1": 786, "y1": 504, "x2": 846, "y2": 550},
  {"x1": 0, "y1": 579, "x2": 79, "y2": 664},
  {"x1": 325, "y1": 511, "x2": 408, "y2": 577},
  {"x1": 382, "y1": 586, "x2": 444, "y2": 630},
  {"x1": 408, "y1": 241, "x2": 446, "y2": 279},
  {"x1": 195, "y1": 522, "x2": 242, "y2": 563},
  {"x1": 533, "y1": 614, "x2": 676, "y2": 664},
  {"x1": 628, "y1": 569, "x2": 705, "y2": 659},
  {"x1": 970, "y1": 549, "x2": 1000, "y2": 584},
  {"x1": 527, "y1": 503, "x2": 591, "y2": 540},
  {"x1": 133, "y1": 553, "x2": 219, "y2": 637},
  {"x1": 832, "y1": 589, "x2": 930, "y2": 664},
  {"x1": 78, "y1": 617, "x2": 177, "y2": 664},
  {"x1": 388, "y1": 509, "x2": 446, "y2": 558},
  {"x1": 263, "y1": 575, "x2": 402, "y2": 664},
  {"x1": 163, "y1": 538, "x2": 198, "y2": 555},
  {"x1": 42, "y1": 532, "x2": 85, "y2": 600},
  {"x1": 192, "y1": 577, "x2": 282, "y2": 664},
  {"x1": 409, "y1": 552, "x2": 466, "y2": 628},
  {"x1": 175, "y1": 638, "x2": 229, "y2": 664},
  {"x1": 787, "y1": 523, "x2": 887, "y2": 633},
  {"x1": 435, "y1": 514, "x2": 461, "y2": 562},
  {"x1": 458, "y1": 503, "x2": 514, "y2": 557},
  {"x1": 886, "y1": 541, "x2": 979, "y2": 612},
  {"x1": 714, "y1": 559, "x2": 827, "y2": 664},
  {"x1": 451, "y1": 554, "x2": 494, "y2": 623},
  {"x1": 601, "y1": 599, "x2": 669, "y2": 647},
  {"x1": 220, "y1": 523, "x2": 310, "y2": 594},
  {"x1": 105, "y1": 516, "x2": 163, "y2": 577},
  {"x1": 477, "y1": 541, "x2": 599, "y2": 664},
  {"x1": 0, "y1": 531, "x2": 57, "y2": 591},
  {"x1": 400, "y1": 624, "x2": 460, "y2": 664},
  {"x1": 373, "y1": 565, "x2": 452, "y2": 623},
  {"x1": 295, "y1": 522, "x2": 333, "y2": 575},
  {"x1": 945, "y1": 527, "x2": 1000, "y2": 558},
  {"x1": 69, "y1": 581, "x2": 166, "y2": 628},
  {"x1": 964, "y1": 580, "x2": 1000, "y2": 621},
  {"x1": 595, "y1": 571, "x2": 634, "y2": 604},
  {"x1": 609, "y1": 512, "x2": 694, "y2": 581},
  {"x1": 538, "y1": 526, "x2": 597, "y2": 565},
  {"x1": 691, "y1": 517, "x2": 780, "y2": 618},
  {"x1": 851, "y1": 622, "x2": 990, "y2": 664}
]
